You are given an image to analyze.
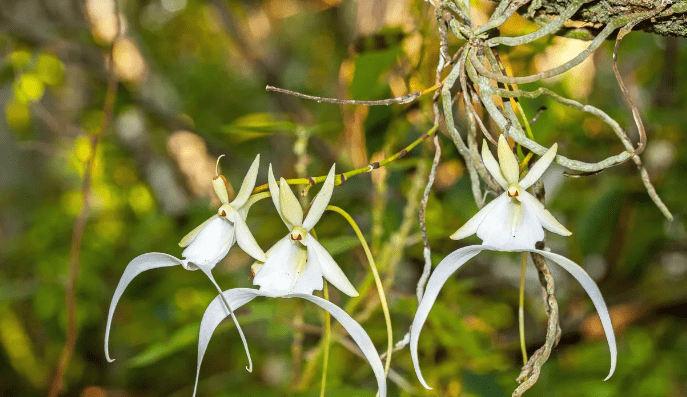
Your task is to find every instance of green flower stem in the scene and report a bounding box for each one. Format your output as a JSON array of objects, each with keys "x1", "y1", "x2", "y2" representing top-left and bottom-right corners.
[
  {"x1": 320, "y1": 281, "x2": 331, "y2": 397},
  {"x1": 519, "y1": 252, "x2": 528, "y2": 366},
  {"x1": 251, "y1": 125, "x2": 439, "y2": 194},
  {"x1": 325, "y1": 205, "x2": 393, "y2": 378}
]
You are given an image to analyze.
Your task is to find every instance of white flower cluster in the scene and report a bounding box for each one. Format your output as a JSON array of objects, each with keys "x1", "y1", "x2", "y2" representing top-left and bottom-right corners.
[{"x1": 105, "y1": 137, "x2": 617, "y2": 395}]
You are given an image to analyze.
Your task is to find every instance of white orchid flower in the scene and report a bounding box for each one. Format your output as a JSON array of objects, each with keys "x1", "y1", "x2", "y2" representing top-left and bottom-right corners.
[
  {"x1": 105, "y1": 154, "x2": 266, "y2": 371},
  {"x1": 193, "y1": 165, "x2": 385, "y2": 397},
  {"x1": 410, "y1": 136, "x2": 617, "y2": 389},
  {"x1": 179, "y1": 153, "x2": 267, "y2": 266},
  {"x1": 451, "y1": 135, "x2": 571, "y2": 249},
  {"x1": 252, "y1": 164, "x2": 358, "y2": 297}
]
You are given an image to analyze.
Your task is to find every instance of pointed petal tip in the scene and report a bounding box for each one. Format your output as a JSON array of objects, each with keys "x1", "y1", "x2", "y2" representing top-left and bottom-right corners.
[
  {"x1": 497, "y1": 135, "x2": 520, "y2": 184},
  {"x1": 450, "y1": 228, "x2": 469, "y2": 240}
]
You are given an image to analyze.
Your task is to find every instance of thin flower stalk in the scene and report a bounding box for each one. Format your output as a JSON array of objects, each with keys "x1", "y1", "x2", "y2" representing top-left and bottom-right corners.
[
  {"x1": 326, "y1": 205, "x2": 393, "y2": 377},
  {"x1": 319, "y1": 281, "x2": 331, "y2": 397}
]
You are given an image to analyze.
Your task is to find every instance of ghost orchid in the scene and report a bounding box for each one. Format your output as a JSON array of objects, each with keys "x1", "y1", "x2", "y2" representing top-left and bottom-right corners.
[
  {"x1": 105, "y1": 154, "x2": 266, "y2": 371},
  {"x1": 410, "y1": 136, "x2": 617, "y2": 389},
  {"x1": 252, "y1": 164, "x2": 358, "y2": 297},
  {"x1": 193, "y1": 165, "x2": 386, "y2": 397}
]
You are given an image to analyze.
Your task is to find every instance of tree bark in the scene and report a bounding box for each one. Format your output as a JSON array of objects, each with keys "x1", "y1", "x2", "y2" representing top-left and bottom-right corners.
[{"x1": 516, "y1": 0, "x2": 687, "y2": 37}]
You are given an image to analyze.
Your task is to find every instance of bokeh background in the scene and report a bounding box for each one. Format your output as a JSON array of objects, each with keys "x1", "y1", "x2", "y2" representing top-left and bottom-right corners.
[{"x1": 1, "y1": 0, "x2": 687, "y2": 396}]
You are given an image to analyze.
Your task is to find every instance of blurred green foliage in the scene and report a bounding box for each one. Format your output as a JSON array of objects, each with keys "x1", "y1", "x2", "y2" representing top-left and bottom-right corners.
[{"x1": 1, "y1": 1, "x2": 686, "y2": 396}]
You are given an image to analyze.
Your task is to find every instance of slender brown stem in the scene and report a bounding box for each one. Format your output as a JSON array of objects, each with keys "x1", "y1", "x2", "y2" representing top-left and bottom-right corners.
[
  {"x1": 266, "y1": 85, "x2": 422, "y2": 106},
  {"x1": 48, "y1": 9, "x2": 120, "y2": 397}
]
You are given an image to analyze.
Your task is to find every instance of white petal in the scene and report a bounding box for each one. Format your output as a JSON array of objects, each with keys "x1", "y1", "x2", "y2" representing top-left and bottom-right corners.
[
  {"x1": 304, "y1": 234, "x2": 357, "y2": 297},
  {"x1": 518, "y1": 143, "x2": 557, "y2": 189},
  {"x1": 279, "y1": 178, "x2": 304, "y2": 228},
  {"x1": 450, "y1": 194, "x2": 501, "y2": 241},
  {"x1": 497, "y1": 135, "x2": 520, "y2": 184},
  {"x1": 182, "y1": 217, "x2": 235, "y2": 269},
  {"x1": 212, "y1": 175, "x2": 230, "y2": 205},
  {"x1": 291, "y1": 293, "x2": 386, "y2": 397},
  {"x1": 476, "y1": 194, "x2": 544, "y2": 251},
  {"x1": 521, "y1": 191, "x2": 572, "y2": 236},
  {"x1": 252, "y1": 236, "x2": 298, "y2": 296},
  {"x1": 194, "y1": 288, "x2": 261, "y2": 397},
  {"x1": 268, "y1": 164, "x2": 291, "y2": 229},
  {"x1": 233, "y1": 213, "x2": 267, "y2": 262},
  {"x1": 530, "y1": 249, "x2": 617, "y2": 380},
  {"x1": 231, "y1": 154, "x2": 260, "y2": 208},
  {"x1": 179, "y1": 215, "x2": 220, "y2": 248},
  {"x1": 410, "y1": 246, "x2": 485, "y2": 389},
  {"x1": 197, "y1": 266, "x2": 253, "y2": 373},
  {"x1": 481, "y1": 140, "x2": 508, "y2": 189},
  {"x1": 105, "y1": 253, "x2": 182, "y2": 362},
  {"x1": 195, "y1": 288, "x2": 386, "y2": 397},
  {"x1": 302, "y1": 164, "x2": 335, "y2": 231}
]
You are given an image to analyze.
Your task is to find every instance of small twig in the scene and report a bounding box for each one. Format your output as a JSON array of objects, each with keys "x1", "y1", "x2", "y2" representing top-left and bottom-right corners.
[
  {"x1": 48, "y1": 6, "x2": 120, "y2": 397},
  {"x1": 610, "y1": 1, "x2": 674, "y2": 221},
  {"x1": 612, "y1": 2, "x2": 670, "y2": 156},
  {"x1": 417, "y1": 134, "x2": 442, "y2": 302},
  {"x1": 266, "y1": 85, "x2": 423, "y2": 106},
  {"x1": 528, "y1": 106, "x2": 547, "y2": 125}
]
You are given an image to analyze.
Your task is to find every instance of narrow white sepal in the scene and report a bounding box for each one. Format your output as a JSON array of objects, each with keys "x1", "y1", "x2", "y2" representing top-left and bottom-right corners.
[
  {"x1": 231, "y1": 154, "x2": 260, "y2": 208},
  {"x1": 279, "y1": 178, "x2": 304, "y2": 227},
  {"x1": 481, "y1": 140, "x2": 508, "y2": 189},
  {"x1": 233, "y1": 213, "x2": 267, "y2": 262},
  {"x1": 530, "y1": 249, "x2": 616, "y2": 380},
  {"x1": 105, "y1": 253, "x2": 182, "y2": 363},
  {"x1": 195, "y1": 289, "x2": 386, "y2": 397},
  {"x1": 304, "y1": 234, "x2": 358, "y2": 297},
  {"x1": 302, "y1": 164, "x2": 335, "y2": 231},
  {"x1": 194, "y1": 288, "x2": 259, "y2": 397},
  {"x1": 179, "y1": 215, "x2": 219, "y2": 248},
  {"x1": 518, "y1": 143, "x2": 557, "y2": 190},
  {"x1": 197, "y1": 266, "x2": 253, "y2": 373},
  {"x1": 497, "y1": 135, "x2": 520, "y2": 184},
  {"x1": 268, "y1": 164, "x2": 291, "y2": 229},
  {"x1": 410, "y1": 245, "x2": 485, "y2": 389},
  {"x1": 450, "y1": 195, "x2": 501, "y2": 241},
  {"x1": 521, "y1": 192, "x2": 572, "y2": 236}
]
